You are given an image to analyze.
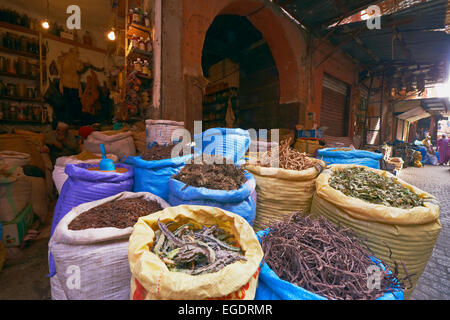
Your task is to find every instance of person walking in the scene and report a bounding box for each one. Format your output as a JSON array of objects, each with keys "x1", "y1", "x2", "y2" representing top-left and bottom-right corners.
[{"x1": 436, "y1": 134, "x2": 449, "y2": 165}]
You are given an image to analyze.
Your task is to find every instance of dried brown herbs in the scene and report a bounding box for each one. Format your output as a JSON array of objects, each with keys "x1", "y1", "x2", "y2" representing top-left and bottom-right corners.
[
  {"x1": 173, "y1": 159, "x2": 246, "y2": 191},
  {"x1": 140, "y1": 144, "x2": 182, "y2": 161},
  {"x1": 261, "y1": 212, "x2": 406, "y2": 300},
  {"x1": 68, "y1": 198, "x2": 163, "y2": 230},
  {"x1": 329, "y1": 167, "x2": 424, "y2": 208},
  {"x1": 152, "y1": 220, "x2": 247, "y2": 275}
]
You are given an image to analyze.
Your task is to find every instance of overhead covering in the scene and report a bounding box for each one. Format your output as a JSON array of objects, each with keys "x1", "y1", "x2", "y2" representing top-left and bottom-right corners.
[
  {"x1": 323, "y1": 0, "x2": 450, "y2": 66},
  {"x1": 396, "y1": 106, "x2": 430, "y2": 122},
  {"x1": 272, "y1": 0, "x2": 384, "y2": 33}
]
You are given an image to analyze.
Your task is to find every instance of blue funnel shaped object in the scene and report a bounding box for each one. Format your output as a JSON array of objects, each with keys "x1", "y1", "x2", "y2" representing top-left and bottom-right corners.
[{"x1": 99, "y1": 144, "x2": 115, "y2": 171}]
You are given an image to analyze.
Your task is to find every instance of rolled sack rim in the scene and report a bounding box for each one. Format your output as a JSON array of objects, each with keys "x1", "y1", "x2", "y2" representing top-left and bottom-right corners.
[{"x1": 244, "y1": 162, "x2": 324, "y2": 181}]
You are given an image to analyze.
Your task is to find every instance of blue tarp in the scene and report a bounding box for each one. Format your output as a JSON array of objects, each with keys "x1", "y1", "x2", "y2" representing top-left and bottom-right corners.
[
  {"x1": 168, "y1": 171, "x2": 256, "y2": 225},
  {"x1": 317, "y1": 148, "x2": 383, "y2": 169},
  {"x1": 254, "y1": 229, "x2": 404, "y2": 300}
]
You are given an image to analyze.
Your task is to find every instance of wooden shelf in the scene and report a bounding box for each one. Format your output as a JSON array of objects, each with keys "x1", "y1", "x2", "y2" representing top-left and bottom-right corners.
[
  {"x1": 0, "y1": 20, "x2": 107, "y2": 54},
  {"x1": 127, "y1": 23, "x2": 152, "y2": 39},
  {"x1": 0, "y1": 21, "x2": 39, "y2": 36},
  {"x1": 0, "y1": 119, "x2": 47, "y2": 124},
  {"x1": 0, "y1": 96, "x2": 44, "y2": 102},
  {"x1": 0, "y1": 71, "x2": 39, "y2": 81},
  {"x1": 0, "y1": 46, "x2": 41, "y2": 60},
  {"x1": 135, "y1": 72, "x2": 152, "y2": 80},
  {"x1": 126, "y1": 46, "x2": 153, "y2": 59},
  {"x1": 42, "y1": 32, "x2": 107, "y2": 54}
]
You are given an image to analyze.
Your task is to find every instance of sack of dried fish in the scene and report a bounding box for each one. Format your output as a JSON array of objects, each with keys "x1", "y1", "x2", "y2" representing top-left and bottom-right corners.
[
  {"x1": 49, "y1": 191, "x2": 169, "y2": 300},
  {"x1": 311, "y1": 164, "x2": 441, "y2": 299},
  {"x1": 128, "y1": 205, "x2": 264, "y2": 300},
  {"x1": 168, "y1": 161, "x2": 257, "y2": 225},
  {"x1": 125, "y1": 144, "x2": 193, "y2": 202},
  {"x1": 255, "y1": 212, "x2": 404, "y2": 300},
  {"x1": 245, "y1": 138, "x2": 325, "y2": 231}
]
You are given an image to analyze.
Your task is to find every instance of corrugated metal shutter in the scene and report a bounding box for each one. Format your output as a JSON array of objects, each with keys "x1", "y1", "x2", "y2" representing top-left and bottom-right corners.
[{"x1": 320, "y1": 74, "x2": 349, "y2": 137}]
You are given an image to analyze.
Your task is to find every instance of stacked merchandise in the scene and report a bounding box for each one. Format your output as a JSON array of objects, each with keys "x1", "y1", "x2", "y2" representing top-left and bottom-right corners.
[{"x1": 0, "y1": 164, "x2": 34, "y2": 248}]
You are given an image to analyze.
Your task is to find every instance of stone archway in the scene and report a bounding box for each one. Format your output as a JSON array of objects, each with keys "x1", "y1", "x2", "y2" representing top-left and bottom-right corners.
[{"x1": 181, "y1": 0, "x2": 306, "y2": 133}]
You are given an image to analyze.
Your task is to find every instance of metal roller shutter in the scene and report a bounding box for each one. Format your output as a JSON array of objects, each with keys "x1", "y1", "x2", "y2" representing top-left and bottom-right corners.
[{"x1": 320, "y1": 74, "x2": 350, "y2": 137}]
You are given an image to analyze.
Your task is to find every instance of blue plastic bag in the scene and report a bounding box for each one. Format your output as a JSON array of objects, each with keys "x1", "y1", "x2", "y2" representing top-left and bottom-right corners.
[
  {"x1": 49, "y1": 162, "x2": 134, "y2": 276},
  {"x1": 317, "y1": 148, "x2": 383, "y2": 169},
  {"x1": 126, "y1": 153, "x2": 193, "y2": 202},
  {"x1": 254, "y1": 229, "x2": 404, "y2": 300},
  {"x1": 194, "y1": 128, "x2": 250, "y2": 164},
  {"x1": 168, "y1": 171, "x2": 256, "y2": 225}
]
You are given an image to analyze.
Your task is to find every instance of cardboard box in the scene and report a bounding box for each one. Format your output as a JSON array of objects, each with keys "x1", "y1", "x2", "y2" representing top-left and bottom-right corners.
[
  {"x1": 294, "y1": 138, "x2": 325, "y2": 156},
  {"x1": 2, "y1": 204, "x2": 34, "y2": 247},
  {"x1": 296, "y1": 129, "x2": 324, "y2": 139}
]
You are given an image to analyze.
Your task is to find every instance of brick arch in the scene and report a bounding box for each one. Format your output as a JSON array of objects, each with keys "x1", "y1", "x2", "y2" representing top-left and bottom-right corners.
[{"x1": 182, "y1": 0, "x2": 303, "y2": 104}]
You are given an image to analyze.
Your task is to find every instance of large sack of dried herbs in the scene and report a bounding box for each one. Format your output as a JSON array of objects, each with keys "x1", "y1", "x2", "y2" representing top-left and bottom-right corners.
[
  {"x1": 255, "y1": 212, "x2": 404, "y2": 300},
  {"x1": 82, "y1": 130, "x2": 136, "y2": 159},
  {"x1": 49, "y1": 191, "x2": 169, "y2": 300},
  {"x1": 194, "y1": 128, "x2": 251, "y2": 164},
  {"x1": 0, "y1": 165, "x2": 32, "y2": 222},
  {"x1": 128, "y1": 205, "x2": 263, "y2": 300},
  {"x1": 244, "y1": 139, "x2": 325, "y2": 231},
  {"x1": 49, "y1": 163, "x2": 134, "y2": 277},
  {"x1": 317, "y1": 147, "x2": 383, "y2": 169},
  {"x1": 311, "y1": 164, "x2": 441, "y2": 299},
  {"x1": 126, "y1": 144, "x2": 193, "y2": 202},
  {"x1": 52, "y1": 151, "x2": 119, "y2": 194},
  {"x1": 168, "y1": 160, "x2": 257, "y2": 225}
]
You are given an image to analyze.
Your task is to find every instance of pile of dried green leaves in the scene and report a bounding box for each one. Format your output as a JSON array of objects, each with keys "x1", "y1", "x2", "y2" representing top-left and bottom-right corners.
[
  {"x1": 329, "y1": 167, "x2": 424, "y2": 208},
  {"x1": 152, "y1": 220, "x2": 246, "y2": 275},
  {"x1": 261, "y1": 212, "x2": 407, "y2": 300},
  {"x1": 254, "y1": 138, "x2": 324, "y2": 172}
]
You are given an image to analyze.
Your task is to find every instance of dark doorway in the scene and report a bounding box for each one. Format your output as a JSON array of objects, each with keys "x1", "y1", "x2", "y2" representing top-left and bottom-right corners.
[{"x1": 201, "y1": 15, "x2": 280, "y2": 130}]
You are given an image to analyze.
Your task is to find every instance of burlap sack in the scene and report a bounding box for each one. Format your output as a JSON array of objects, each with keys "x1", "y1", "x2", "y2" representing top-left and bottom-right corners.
[
  {"x1": 245, "y1": 164, "x2": 323, "y2": 231},
  {"x1": 310, "y1": 164, "x2": 441, "y2": 299},
  {"x1": 49, "y1": 191, "x2": 169, "y2": 300},
  {"x1": 128, "y1": 205, "x2": 263, "y2": 300}
]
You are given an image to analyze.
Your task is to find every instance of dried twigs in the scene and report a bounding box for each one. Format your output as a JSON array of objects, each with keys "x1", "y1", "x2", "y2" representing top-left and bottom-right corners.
[
  {"x1": 255, "y1": 138, "x2": 324, "y2": 172},
  {"x1": 261, "y1": 212, "x2": 406, "y2": 300}
]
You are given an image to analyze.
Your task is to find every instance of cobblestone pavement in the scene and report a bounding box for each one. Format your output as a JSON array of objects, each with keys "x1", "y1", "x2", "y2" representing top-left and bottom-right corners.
[{"x1": 397, "y1": 165, "x2": 450, "y2": 300}]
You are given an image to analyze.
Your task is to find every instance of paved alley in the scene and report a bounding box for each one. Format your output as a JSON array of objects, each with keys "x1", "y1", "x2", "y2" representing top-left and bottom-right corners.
[{"x1": 398, "y1": 165, "x2": 450, "y2": 300}]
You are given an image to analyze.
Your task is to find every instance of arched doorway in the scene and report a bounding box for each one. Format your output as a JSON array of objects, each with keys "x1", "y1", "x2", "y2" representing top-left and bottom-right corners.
[
  {"x1": 201, "y1": 14, "x2": 280, "y2": 130},
  {"x1": 181, "y1": 0, "x2": 306, "y2": 134}
]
